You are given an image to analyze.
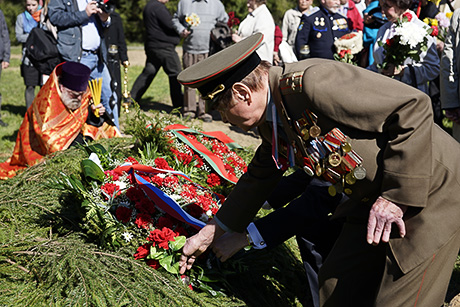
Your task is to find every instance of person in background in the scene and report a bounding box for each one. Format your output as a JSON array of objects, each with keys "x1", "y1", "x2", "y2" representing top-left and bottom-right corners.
[
  {"x1": 16, "y1": 0, "x2": 42, "y2": 110},
  {"x1": 361, "y1": 0, "x2": 386, "y2": 67},
  {"x1": 105, "y1": 7, "x2": 129, "y2": 116},
  {"x1": 281, "y1": 0, "x2": 317, "y2": 62},
  {"x1": 232, "y1": 0, "x2": 275, "y2": 64},
  {"x1": 367, "y1": 0, "x2": 439, "y2": 94},
  {"x1": 172, "y1": 0, "x2": 228, "y2": 122},
  {"x1": 131, "y1": 0, "x2": 183, "y2": 110},
  {"x1": 48, "y1": 0, "x2": 119, "y2": 129},
  {"x1": 338, "y1": 0, "x2": 364, "y2": 31},
  {"x1": 0, "y1": 9, "x2": 10, "y2": 127},
  {"x1": 295, "y1": 0, "x2": 350, "y2": 59},
  {"x1": 273, "y1": 25, "x2": 283, "y2": 65},
  {"x1": 0, "y1": 62, "x2": 121, "y2": 180},
  {"x1": 441, "y1": 8, "x2": 460, "y2": 142}
]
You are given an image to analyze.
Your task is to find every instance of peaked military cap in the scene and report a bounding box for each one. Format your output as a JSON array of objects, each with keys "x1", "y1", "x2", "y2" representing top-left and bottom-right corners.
[{"x1": 178, "y1": 33, "x2": 263, "y2": 107}]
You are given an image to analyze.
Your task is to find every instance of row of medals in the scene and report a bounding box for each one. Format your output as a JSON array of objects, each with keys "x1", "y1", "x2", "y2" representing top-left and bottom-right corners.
[
  {"x1": 313, "y1": 17, "x2": 348, "y2": 38},
  {"x1": 295, "y1": 116, "x2": 367, "y2": 197}
]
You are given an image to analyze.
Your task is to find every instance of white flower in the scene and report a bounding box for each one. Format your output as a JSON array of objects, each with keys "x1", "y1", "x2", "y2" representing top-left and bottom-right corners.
[
  {"x1": 395, "y1": 22, "x2": 427, "y2": 49},
  {"x1": 157, "y1": 173, "x2": 166, "y2": 178},
  {"x1": 114, "y1": 180, "x2": 127, "y2": 191},
  {"x1": 122, "y1": 232, "x2": 133, "y2": 243},
  {"x1": 206, "y1": 209, "x2": 213, "y2": 217},
  {"x1": 435, "y1": 12, "x2": 450, "y2": 28},
  {"x1": 170, "y1": 194, "x2": 182, "y2": 201}
]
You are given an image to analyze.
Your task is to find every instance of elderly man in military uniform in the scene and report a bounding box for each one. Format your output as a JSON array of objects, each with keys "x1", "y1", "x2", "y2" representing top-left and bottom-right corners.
[
  {"x1": 295, "y1": 0, "x2": 350, "y2": 59},
  {"x1": 177, "y1": 33, "x2": 460, "y2": 306}
]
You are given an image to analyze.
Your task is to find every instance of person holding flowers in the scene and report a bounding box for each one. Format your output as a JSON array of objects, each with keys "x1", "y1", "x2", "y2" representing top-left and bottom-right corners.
[{"x1": 367, "y1": 0, "x2": 440, "y2": 94}]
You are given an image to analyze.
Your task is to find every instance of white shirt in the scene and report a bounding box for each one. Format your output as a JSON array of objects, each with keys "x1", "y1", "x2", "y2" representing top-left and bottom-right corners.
[{"x1": 238, "y1": 4, "x2": 275, "y2": 63}]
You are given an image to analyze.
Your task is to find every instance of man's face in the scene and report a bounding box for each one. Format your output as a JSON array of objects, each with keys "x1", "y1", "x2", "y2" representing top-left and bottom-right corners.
[
  {"x1": 247, "y1": 0, "x2": 257, "y2": 12},
  {"x1": 321, "y1": 0, "x2": 341, "y2": 12},
  {"x1": 60, "y1": 84, "x2": 85, "y2": 111},
  {"x1": 218, "y1": 86, "x2": 267, "y2": 132}
]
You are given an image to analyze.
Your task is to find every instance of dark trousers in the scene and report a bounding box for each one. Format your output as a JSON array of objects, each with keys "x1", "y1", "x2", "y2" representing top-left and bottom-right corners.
[
  {"x1": 255, "y1": 170, "x2": 343, "y2": 307},
  {"x1": 107, "y1": 57, "x2": 122, "y2": 115},
  {"x1": 131, "y1": 45, "x2": 183, "y2": 108}
]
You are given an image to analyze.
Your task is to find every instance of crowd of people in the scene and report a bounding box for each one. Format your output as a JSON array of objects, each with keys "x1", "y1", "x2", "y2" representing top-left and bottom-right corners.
[{"x1": 1, "y1": 0, "x2": 460, "y2": 305}]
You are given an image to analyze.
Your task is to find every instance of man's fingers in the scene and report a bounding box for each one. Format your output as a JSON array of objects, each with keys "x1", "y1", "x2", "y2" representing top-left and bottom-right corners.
[
  {"x1": 395, "y1": 217, "x2": 406, "y2": 238},
  {"x1": 380, "y1": 222, "x2": 393, "y2": 243},
  {"x1": 367, "y1": 213, "x2": 377, "y2": 244}
]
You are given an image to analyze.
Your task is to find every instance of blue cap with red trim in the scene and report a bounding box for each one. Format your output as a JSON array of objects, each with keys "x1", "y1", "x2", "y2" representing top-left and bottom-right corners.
[{"x1": 178, "y1": 33, "x2": 263, "y2": 104}]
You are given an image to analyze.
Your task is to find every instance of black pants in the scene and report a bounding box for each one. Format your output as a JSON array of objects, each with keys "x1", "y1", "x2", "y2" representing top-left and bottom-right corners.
[
  {"x1": 130, "y1": 45, "x2": 183, "y2": 108},
  {"x1": 255, "y1": 170, "x2": 343, "y2": 307}
]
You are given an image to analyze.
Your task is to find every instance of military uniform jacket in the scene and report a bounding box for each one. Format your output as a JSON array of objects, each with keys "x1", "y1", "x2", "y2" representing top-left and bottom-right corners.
[
  {"x1": 216, "y1": 58, "x2": 460, "y2": 274},
  {"x1": 295, "y1": 6, "x2": 350, "y2": 60}
]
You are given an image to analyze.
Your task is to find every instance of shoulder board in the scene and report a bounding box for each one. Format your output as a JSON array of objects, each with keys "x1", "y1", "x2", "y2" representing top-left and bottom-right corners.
[
  {"x1": 280, "y1": 71, "x2": 304, "y2": 95},
  {"x1": 304, "y1": 6, "x2": 320, "y2": 17}
]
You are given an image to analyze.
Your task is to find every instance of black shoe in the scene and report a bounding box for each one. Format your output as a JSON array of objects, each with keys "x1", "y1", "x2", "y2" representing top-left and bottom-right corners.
[{"x1": 0, "y1": 119, "x2": 7, "y2": 127}]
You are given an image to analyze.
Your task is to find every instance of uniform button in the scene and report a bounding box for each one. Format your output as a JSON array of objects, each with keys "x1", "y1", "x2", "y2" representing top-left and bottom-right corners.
[{"x1": 260, "y1": 241, "x2": 265, "y2": 245}]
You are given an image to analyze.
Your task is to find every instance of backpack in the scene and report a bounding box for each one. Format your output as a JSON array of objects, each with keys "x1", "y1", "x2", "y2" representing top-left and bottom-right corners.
[
  {"x1": 25, "y1": 27, "x2": 62, "y2": 75},
  {"x1": 209, "y1": 22, "x2": 233, "y2": 55}
]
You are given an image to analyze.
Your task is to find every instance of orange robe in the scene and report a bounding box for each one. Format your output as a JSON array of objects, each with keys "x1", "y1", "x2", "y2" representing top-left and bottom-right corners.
[{"x1": 0, "y1": 63, "x2": 121, "y2": 179}]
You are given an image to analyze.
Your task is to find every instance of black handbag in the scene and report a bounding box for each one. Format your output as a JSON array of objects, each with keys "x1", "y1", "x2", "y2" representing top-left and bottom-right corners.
[{"x1": 25, "y1": 27, "x2": 62, "y2": 75}]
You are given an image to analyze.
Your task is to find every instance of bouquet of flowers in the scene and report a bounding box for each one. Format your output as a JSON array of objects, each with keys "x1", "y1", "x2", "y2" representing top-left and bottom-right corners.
[
  {"x1": 49, "y1": 124, "x2": 249, "y2": 295},
  {"x1": 333, "y1": 32, "x2": 363, "y2": 65},
  {"x1": 185, "y1": 13, "x2": 200, "y2": 32},
  {"x1": 378, "y1": 12, "x2": 432, "y2": 69},
  {"x1": 423, "y1": 12, "x2": 452, "y2": 42},
  {"x1": 227, "y1": 11, "x2": 240, "y2": 33}
]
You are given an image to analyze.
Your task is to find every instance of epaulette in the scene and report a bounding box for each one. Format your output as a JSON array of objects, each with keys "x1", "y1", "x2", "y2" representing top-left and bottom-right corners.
[
  {"x1": 304, "y1": 6, "x2": 320, "y2": 17},
  {"x1": 279, "y1": 71, "x2": 304, "y2": 95}
]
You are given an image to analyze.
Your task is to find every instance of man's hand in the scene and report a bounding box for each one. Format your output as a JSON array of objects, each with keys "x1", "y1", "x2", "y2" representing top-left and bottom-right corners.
[
  {"x1": 91, "y1": 103, "x2": 105, "y2": 115},
  {"x1": 212, "y1": 231, "x2": 249, "y2": 262},
  {"x1": 179, "y1": 219, "x2": 224, "y2": 274},
  {"x1": 2, "y1": 62, "x2": 9, "y2": 69},
  {"x1": 381, "y1": 63, "x2": 404, "y2": 78},
  {"x1": 86, "y1": 1, "x2": 102, "y2": 17},
  {"x1": 180, "y1": 29, "x2": 191, "y2": 38},
  {"x1": 367, "y1": 196, "x2": 407, "y2": 245}
]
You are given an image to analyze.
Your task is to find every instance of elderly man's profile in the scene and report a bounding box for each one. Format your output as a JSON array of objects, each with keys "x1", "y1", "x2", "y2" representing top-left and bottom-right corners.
[{"x1": 0, "y1": 61, "x2": 121, "y2": 179}]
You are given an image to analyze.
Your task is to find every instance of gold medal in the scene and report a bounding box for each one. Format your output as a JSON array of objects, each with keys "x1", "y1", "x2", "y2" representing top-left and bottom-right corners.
[
  {"x1": 345, "y1": 172, "x2": 356, "y2": 185},
  {"x1": 328, "y1": 185, "x2": 336, "y2": 196},
  {"x1": 314, "y1": 17, "x2": 319, "y2": 26},
  {"x1": 328, "y1": 152, "x2": 342, "y2": 167},
  {"x1": 309, "y1": 125, "x2": 321, "y2": 138},
  {"x1": 315, "y1": 164, "x2": 324, "y2": 176},
  {"x1": 342, "y1": 142, "x2": 352, "y2": 153},
  {"x1": 320, "y1": 18, "x2": 325, "y2": 26},
  {"x1": 344, "y1": 188, "x2": 353, "y2": 195},
  {"x1": 353, "y1": 165, "x2": 367, "y2": 180},
  {"x1": 316, "y1": 32, "x2": 322, "y2": 39},
  {"x1": 301, "y1": 127, "x2": 310, "y2": 140}
]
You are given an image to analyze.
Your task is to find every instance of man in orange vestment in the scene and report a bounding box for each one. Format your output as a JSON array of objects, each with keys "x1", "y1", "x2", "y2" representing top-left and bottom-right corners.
[{"x1": 0, "y1": 61, "x2": 121, "y2": 179}]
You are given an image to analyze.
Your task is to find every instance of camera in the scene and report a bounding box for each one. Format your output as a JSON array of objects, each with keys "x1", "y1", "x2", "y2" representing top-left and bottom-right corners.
[{"x1": 95, "y1": 0, "x2": 110, "y2": 13}]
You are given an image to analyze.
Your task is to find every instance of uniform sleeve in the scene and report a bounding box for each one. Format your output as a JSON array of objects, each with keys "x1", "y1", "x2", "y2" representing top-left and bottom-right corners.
[
  {"x1": 295, "y1": 15, "x2": 311, "y2": 57},
  {"x1": 303, "y1": 61, "x2": 433, "y2": 208},
  {"x1": 440, "y1": 9, "x2": 460, "y2": 109},
  {"x1": 215, "y1": 123, "x2": 285, "y2": 232}
]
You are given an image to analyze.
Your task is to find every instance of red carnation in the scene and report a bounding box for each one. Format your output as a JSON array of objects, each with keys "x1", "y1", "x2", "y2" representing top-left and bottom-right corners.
[
  {"x1": 104, "y1": 170, "x2": 120, "y2": 181},
  {"x1": 125, "y1": 157, "x2": 139, "y2": 164},
  {"x1": 115, "y1": 206, "x2": 132, "y2": 223},
  {"x1": 126, "y1": 187, "x2": 144, "y2": 202},
  {"x1": 402, "y1": 12, "x2": 412, "y2": 21},
  {"x1": 430, "y1": 25, "x2": 439, "y2": 37},
  {"x1": 101, "y1": 182, "x2": 120, "y2": 197},
  {"x1": 146, "y1": 259, "x2": 161, "y2": 270},
  {"x1": 206, "y1": 173, "x2": 222, "y2": 187},
  {"x1": 135, "y1": 213, "x2": 153, "y2": 229},
  {"x1": 135, "y1": 198, "x2": 157, "y2": 215},
  {"x1": 147, "y1": 227, "x2": 177, "y2": 250},
  {"x1": 156, "y1": 216, "x2": 176, "y2": 230},
  {"x1": 155, "y1": 157, "x2": 173, "y2": 170},
  {"x1": 134, "y1": 243, "x2": 151, "y2": 259},
  {"x1": 386, "y1": 38, "x2": 394, "y2": 47}
]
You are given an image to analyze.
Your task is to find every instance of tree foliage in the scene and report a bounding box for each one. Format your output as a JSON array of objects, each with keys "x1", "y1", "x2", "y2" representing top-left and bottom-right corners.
[{"x1": 0, "y1": 0, "x2": 297, "y2": 45}]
